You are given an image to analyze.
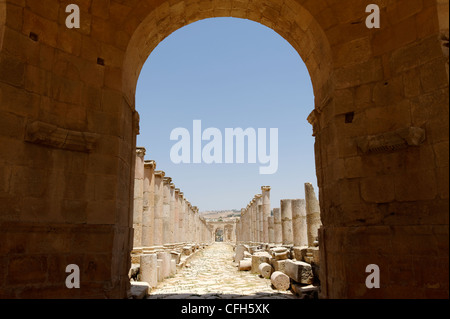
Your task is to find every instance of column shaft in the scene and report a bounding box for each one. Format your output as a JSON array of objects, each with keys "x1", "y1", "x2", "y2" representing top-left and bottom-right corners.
[
  {"x1": 281, "y1": 199, "x2": 293, "y2": 245},
  {"x1": 292, "y1": 199, "x2": 307, "y2": 247}
]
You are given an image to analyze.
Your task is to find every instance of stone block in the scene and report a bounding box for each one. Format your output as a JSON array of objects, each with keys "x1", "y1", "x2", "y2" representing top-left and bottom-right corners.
[
  {"x1": 130, "y1": 282, "x2": 150, "y2": 299},
  {"x1": 170, "y1": 259, "x2": 176, "y2": 276},
  {"x1": 157, "y1": 259, "x2": 163, "y2": 282},
  {"x1": 251, "y1": 252, "x2": 271, "y2": 274},
  {"x1": 171, "y1": 251, "x2": 181, "y2": 264},
  {"x1": 182, "y1": 246, "x2": 193, "y2": 255},
  {"x1": 234, "y1": 244, "x2": 249, "y2": 262},
  {"x1": 293, "y1": 246, "x2": 308, "y2": 261},
  {"x1": 310, "y1": 247, "x2": 320, "y2": 264},
  {"x1": 140, "y1": 254, "x2": 158, "y2": 288},
  {"x1": 285, "y1": 260, "x2": 314, "y2": 285},
  {"x1": 291, "y1": 283, "x2": 319, "y2": 299},
  {"x1": 271, "y1": 259, "x2": 287, "y2": 273},
  {"x1": 273, "y1": 251, "x2": 289, "y2": 260},
  {"x1": 157, "y1": 252, "x2": 171, "y2": 279}
]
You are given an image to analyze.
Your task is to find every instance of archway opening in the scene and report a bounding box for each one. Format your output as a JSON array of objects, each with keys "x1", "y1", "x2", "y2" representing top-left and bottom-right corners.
[{"x1": 215, "y1": 228, "x2": 224, "y2": 242}]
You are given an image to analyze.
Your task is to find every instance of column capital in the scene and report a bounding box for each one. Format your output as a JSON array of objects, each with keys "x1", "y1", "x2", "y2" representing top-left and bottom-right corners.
[
  {"x1": 254, "y1": 194, "x2": 262, "y2": 199},
  {"x1": 136, "y1": 147, "x2": 146, "y2": 157},
  {"x1": 144, "y1": 160, "x2": 156, "y2": 169},
  {"x1": 261, "y1": 186, "x2": 271, "y2": 192},
  {"x1": 170, "y1": 183, "x2": 175, "y2": 189},
  {"x1": 163, "y1": 177, "x2": 172, "y2": 184},
  {"x1": 154, "y1": 170, "x2": 165, "y2": 178},
  {"x1": 175, "y1": 188, "x2": 180, "y2": 194}
]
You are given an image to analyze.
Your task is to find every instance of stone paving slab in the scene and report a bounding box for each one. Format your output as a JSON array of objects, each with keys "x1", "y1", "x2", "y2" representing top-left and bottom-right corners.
[{"x1": 147, "y1": 243, "x2": 299, "y2": 299}]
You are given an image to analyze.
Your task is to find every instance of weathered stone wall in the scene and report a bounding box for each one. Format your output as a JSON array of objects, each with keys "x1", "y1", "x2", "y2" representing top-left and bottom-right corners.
[{"x1": 0, "y1": 0, "x2": 448, "y2": 299}]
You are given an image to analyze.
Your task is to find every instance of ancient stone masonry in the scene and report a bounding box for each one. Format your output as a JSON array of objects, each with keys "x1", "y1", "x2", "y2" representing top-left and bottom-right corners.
[
  {"x1": 0, "y1": 0, "x2": 448, "y2": 299},
  {"x1": 130, "y1": 147, "x2": 213, "y2": 297},
  {"x1": 235, "y1": 184, "x2": 322, "y2": 299}
]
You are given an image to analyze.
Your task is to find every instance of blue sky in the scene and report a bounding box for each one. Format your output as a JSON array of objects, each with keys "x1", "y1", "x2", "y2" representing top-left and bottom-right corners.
[{"x1": 136, "y1": 17, "x2": 318, "y2": 212}]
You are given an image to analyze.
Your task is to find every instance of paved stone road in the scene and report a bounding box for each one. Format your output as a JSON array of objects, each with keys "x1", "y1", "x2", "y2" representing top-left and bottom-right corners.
[{"x1": 147, "y1": 243, "x2": 299, "y2": 299}]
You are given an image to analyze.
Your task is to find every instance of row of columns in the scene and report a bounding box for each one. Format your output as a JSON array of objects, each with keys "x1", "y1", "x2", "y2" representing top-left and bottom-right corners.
[
  {"x1": 133, "y1": 147, "x2": 211, "y2": 248},
  {"x1": 236, "y1": 183, "x2": 322, "y2": 247}
]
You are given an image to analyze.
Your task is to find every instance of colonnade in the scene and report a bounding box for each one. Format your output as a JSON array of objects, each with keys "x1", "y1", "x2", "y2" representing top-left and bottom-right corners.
[
  {"x1": 236, "y1": 184, "x2": 322, "y2": 248},
  {"x1": 133, "y1": 147, "x2": 212, "y2": 248}
]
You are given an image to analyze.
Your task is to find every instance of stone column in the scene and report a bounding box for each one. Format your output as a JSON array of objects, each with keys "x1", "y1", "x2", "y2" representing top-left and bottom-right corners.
[
  {"x1": 261, "y1": 186, "x2": 271, "y2": 243},
  {"x1": 153, "y1": 171, "x2": 165, "y2": 245},
  {"x1": 179, "y1": 192, "x2": 185, "y2": 242},
  {"x1": 187, "y1": 202, "x2": 193, "y2": 243},
  {"x1": 192, "y1": 206, "x2": 199, "y2": 243},
  {"x1": 162, "y1": 177, "x2": 172, "y2": 244},
  {"x1": 273, "y1": 208, "x2": 282, "y2": 245},
  {"x1": 255, "y1": 194, "x2": 263, "y2": 243},
  {"x1": 142, "y1": 160, "x2": 156, "y2": 247},
  {"x1": 133, "y1": 147, "x2": 146, "y2": 248},
  {"x1": 257, "y1": 204, "x2": 263, "y2": 243},
  {"x1": 268, "y1": 216, "x2": 274, "y2": 244},
  {"x1": 292, "y1": 199, "x2": 307, "y2": 247},
  {"x1": 281, "y1": 199, "x2": 293, "y2": 245},
  {"x1": 140, "y1": 254, "x2": 158, "y2": 288},
  {"x1": 305, "y1": 183, "x2": 322, "y2": 247},
  {"x1": 174, "y1": 188, "x2": 180, "y2": 243},
  {"x1": 169, "y1": 183, "x2": 176, "y2": 243},
  {"x1": 185, "y1": 200, "x2": 190, "y2": 243}
]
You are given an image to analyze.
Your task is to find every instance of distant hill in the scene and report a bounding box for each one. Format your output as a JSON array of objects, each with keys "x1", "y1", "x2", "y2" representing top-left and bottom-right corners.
[{"x1": 199, "y1": 209, "x2": 241, "y2": 221}]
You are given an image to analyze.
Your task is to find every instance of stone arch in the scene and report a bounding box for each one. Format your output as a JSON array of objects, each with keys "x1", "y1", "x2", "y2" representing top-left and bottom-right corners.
[
  {"x1": 0, "y1": 0, "x2": 448, "y2": 299},
  {"x1": 122, "y1": 0, "x2": 333, "y2": 111}
]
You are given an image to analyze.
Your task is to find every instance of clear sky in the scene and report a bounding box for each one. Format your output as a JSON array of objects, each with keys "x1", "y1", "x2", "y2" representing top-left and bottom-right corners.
[{"x1": 136, "y1": 17, "x2": 318, "y2": 212}]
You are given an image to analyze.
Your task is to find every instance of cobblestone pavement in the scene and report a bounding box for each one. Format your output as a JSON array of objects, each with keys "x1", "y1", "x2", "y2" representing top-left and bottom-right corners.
[{"x1": 147, "y1": 243, "x2": 299, "y2": 299}]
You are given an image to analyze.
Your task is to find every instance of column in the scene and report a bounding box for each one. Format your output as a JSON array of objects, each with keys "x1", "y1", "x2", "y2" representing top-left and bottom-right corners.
[
  {"x1": 251, "y1": 198, "x2": 258, "y2": 242},
  {"x1": 280, "y1": 199, "x2": 293, "y2": 245},
  {"x1": 255, "y1": 194, "x2": 263, "y2": 243},
  {"x1": 133, "y1": 147, "x2": 146, "y2": 248},
  {"x1": 162, "y1": 176, "x2": 172, "y2": 244},
  {"x1": 268, "y1": 216, "x2": 274, "y2": 244},
  {"x1": 261, "y1": 186, "x2": 271, "y2": 243},
  {"x1": 292, "y1": 199, "x2": 307, "y2": 247},
  {"x1": 187, "y1": 201, "x2": 193, "y2": 243},
  {"x1": 192, "y1": 206, "x2": 199, "y2": 243},
  {"x1": 142, "y1": 160, "x2": 156, "y2": 247},
  {"x1": 179, "y1": 192, "x2": 185, "y2": 242},
  {"x1": 153, "y1": 170, "x2": 165, "y2": 245},
  {"x1": 273, "y1": 208, "x2": 282, "y2": 245},
  {"x1": 185, "y1": 200, "x2": 190, "y2": 243},
  {"x1": 174, "y1": 188, "x2": 180, "y2": 243},
  {"x1": 305, "y1": 183, "x2": 322, "y2": 247},
  {"x1": 169, "y1": 183, "x2": 176, "y2": 244}
]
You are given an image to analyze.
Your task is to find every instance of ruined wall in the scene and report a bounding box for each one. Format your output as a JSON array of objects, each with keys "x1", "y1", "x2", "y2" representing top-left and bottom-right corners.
[{"x1": 0, "y1": 0, "x2": 448, "y2": 298}]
